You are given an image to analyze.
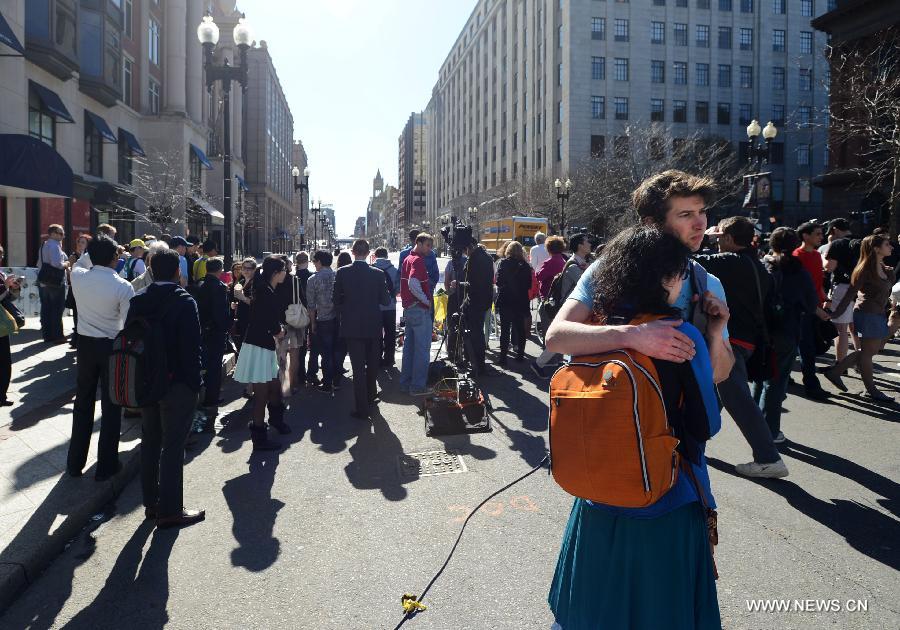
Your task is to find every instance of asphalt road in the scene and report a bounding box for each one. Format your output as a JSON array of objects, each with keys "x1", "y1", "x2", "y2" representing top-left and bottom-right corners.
[{"x1": 2, "y1": 336, "x2": 898, "y2": 630}]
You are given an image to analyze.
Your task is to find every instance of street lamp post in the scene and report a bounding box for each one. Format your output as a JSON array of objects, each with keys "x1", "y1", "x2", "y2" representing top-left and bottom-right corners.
[
  {"x1": 310, "y1": 199, "x2": 322, "y2": 250},
  {"x1": 291, "y1": 165, "x2": 310, "y2": 250},
  {"x1": 743, "y1": 120, "x2": 778, "y2": 222},
  {"x1": 746, "y1": 120, "x2": 778, "y2": 173},
  {"x1": 197, "y1": 13, "x2": 255, "y2": 269},
  {"x1": 554, "y1": 177, "x2": 573, "y2": 236}
]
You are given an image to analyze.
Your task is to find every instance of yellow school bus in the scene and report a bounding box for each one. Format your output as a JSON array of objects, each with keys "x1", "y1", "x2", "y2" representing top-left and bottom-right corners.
[{"x1": 480, "y1": 216, "x2": 549, "y2": 255}]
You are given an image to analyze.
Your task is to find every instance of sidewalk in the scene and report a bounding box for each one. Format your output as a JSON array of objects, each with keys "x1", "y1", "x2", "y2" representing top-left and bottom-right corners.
[{"x1": 0, "y1": 319, "x2": 236, "y2": 613}]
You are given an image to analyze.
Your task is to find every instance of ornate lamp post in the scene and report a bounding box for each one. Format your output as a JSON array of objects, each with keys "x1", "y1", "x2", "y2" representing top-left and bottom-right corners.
[
  {"x1": 743, "y1": 120, "x2": 778, "y2": 222},
  {"x1": 554, "y1": 177, "x2": 573, "y2": 236},
  {"x1": 467, "y1": 205, "x2": 478, "y2": 232},
  {"x1": 746, "y1": 120, "x2": 778, "y2": 173},
  {"x1": 197, "y1": 12, "x2": 255, "y2": 268},
  {"x1": 291, "y1": 165, "x2": 310, "y2": 250},
  {"x1": 310, "y1": 199, "x2": 322, "y2": 250}
]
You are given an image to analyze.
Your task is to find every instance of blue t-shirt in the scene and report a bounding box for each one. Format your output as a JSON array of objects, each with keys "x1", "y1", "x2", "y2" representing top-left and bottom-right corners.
[
  {"x1": 569, "y1": 259, "x2": 730, "y2": 340},
  {"x1": 179, "y1": 255, "x2": 189, "y2": 282}
]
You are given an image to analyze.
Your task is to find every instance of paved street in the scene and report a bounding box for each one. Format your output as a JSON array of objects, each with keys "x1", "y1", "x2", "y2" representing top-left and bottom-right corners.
[{"x1": 0, "y1": 329, "x2": 897, "y2": 630}]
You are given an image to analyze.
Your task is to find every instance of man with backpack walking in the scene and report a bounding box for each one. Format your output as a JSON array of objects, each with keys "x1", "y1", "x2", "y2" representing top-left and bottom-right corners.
[
  {"x1": 695, "y1": 217, "x2": 789, "y2": 478},
  {"x1": 67, "y1": 236, "x2": 135, "y2": 480},
  {"x1": 122, "y1": 249, "x2": 205, "y2": 528},
  {"x1": 371, "y1": 247, "x2": 400, "y2": 366}
]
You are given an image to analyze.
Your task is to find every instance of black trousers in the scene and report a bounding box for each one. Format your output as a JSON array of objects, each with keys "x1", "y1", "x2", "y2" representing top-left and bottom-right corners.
[
  {"x1": 202, "y1": 329, "x2": 227, "y2": 405},
  {"x1": 381, "y1": 310, "x2": 397, "y2": 364},
  {"x1": 463, "y1": 305, "x2": 489, "y2": 371},
  {"x1": 347, "y1": 337, "x2": 380, "y2": 414},
  {"x1": 140, "y1": 382, "x2": 198, "y2": 517},
  {"x1": 0, "y1": 335, "x2": 10, "y2": 401},
  {"x1": 68, "y1": 336, "x2": 121, "y2": 476},
  {"x1": 499, "y1": 307, "x2": 526, "y2": 356}
]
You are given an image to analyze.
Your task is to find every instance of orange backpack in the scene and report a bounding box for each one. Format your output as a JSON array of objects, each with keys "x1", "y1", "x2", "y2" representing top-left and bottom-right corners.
[{"x1": 549, "y1": 342, "x2": 681, "y2": 509}]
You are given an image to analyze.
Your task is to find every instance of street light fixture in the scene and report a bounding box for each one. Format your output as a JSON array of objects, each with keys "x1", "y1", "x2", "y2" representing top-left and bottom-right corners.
[
  {"x1": 554, "y1": 177, "x2": 573, "y2": 236},
  {"x1": 310, "y1": 198, "x2": 322, "y2": 250},
  {"x1": 746, "y1": 119, "x2": 778, "y2": 173},
  {"x1": 197, "y1": 12, "x2": 255, "y2": 268},
  {"x1": 292, "y1": 165, "x2": 310, "y2": 250},
  {"x1": 743, "y1": 120, "x2": 779, "y2": 222}
]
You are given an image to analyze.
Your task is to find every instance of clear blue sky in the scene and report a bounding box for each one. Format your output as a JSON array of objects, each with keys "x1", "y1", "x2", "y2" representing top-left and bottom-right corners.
[{"x1": 243, "y1": 0, "x2": 476, "y2": 237}]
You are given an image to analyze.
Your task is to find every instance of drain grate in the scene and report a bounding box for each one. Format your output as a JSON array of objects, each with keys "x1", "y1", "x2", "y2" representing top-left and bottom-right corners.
[{"x1": 397, "y1": 450, "x2": 468, "y2": 480}]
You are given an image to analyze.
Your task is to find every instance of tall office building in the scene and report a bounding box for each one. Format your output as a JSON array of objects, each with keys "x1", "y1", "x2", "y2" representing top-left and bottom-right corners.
[
  {"x1": 425, "y1": 0, "x2": 830, "y2": 227},
  {"x1": 397, "y1": 112, "x2": 427, "y2": 234}
]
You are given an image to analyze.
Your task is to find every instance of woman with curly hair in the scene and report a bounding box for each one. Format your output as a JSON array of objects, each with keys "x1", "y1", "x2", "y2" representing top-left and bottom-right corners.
[
  {"x1": 233, "y1": 256, "x2": 289, "y2": 450},
  {"x1": 548, "y1": 226, "x2": 726, "y2": 630}
]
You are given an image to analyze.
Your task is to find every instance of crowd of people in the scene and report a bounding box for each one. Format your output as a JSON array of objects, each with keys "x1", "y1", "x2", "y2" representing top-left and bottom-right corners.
[{"x1": 1, "y1": 167, "x2": 898, "y2": 628}]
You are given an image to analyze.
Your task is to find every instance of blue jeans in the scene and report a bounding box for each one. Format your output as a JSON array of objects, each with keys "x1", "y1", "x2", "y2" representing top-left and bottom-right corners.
[
  {"x1": 752, "y1": 339, "x2": 798, "y2": 438},
  {"x1": 39, "y1": 283, "x2": 66, "y2": 341},
  {"x1": 315, "y1": 319, "x2": 338, "y2": 386},
  {"x1": 400, "y1": 306, "x2": 431, "y2": 391}
]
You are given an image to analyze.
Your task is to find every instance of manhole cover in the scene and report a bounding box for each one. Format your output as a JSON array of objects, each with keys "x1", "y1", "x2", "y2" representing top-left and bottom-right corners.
[{"x1": 397, "y1": 450, "x2": 468, "y2": 480}]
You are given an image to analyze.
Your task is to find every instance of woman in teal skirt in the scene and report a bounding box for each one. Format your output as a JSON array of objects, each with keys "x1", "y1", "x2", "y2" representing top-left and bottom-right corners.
[
  {"x1": 547, "y1": 227, "x2": 727, "y2": 630},
  {"x1": 233, "y1": 256, "x2": 289, "y2": 450}
]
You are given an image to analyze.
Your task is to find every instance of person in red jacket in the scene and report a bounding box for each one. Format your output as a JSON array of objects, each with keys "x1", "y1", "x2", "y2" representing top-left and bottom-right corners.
[
  {"x1": 792, "y1": 221, "x2": 829, "y2": 400},
  {"x1": 536, "y1": 236, "x2": 567, "y2": 298}
]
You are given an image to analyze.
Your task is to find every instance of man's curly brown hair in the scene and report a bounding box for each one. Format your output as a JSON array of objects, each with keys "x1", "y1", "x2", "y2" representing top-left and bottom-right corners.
[{"x1": 631, "y1": 170, "x2": 717, "y2": 226}]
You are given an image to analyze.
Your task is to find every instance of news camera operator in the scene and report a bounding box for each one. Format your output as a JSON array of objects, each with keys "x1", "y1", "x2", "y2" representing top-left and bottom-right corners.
[{"x1": 450, "y1": 226, "x2": 494, "y2": 375}]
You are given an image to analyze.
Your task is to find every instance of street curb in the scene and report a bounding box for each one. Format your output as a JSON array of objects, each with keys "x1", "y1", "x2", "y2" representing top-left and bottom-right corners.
[{"x1": 0, "y1": 441, "x2": 142, "y2": 615}]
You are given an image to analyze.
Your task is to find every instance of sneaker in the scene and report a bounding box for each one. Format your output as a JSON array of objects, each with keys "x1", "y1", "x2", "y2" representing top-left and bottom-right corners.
[
  {"x1": 734, "y1": 459, "x2": 789, "y2": 479},
  {"x1": 772, "y1": 431, "x2": 786, "y2": 444},
  {"x1": 822, "y1": 369, "x2": 847, "y2": 392},
  {"x1": 529, "y1": 360, "x2": 548, "y2": 380}
]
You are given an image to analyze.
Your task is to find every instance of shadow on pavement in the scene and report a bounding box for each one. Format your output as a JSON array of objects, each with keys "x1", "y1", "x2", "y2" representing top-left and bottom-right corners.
[
  {"x1": 707, "y1": 456, "x2": 900, "y2": 572},
  {"x1": 344, "y1": 407, "x2": 408, "y2": 501}
]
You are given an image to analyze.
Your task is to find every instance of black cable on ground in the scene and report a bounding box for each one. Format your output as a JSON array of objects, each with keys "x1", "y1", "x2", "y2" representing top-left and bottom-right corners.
[{"x1": 392, "y1": 454, "x2": 551, "y2": 630}]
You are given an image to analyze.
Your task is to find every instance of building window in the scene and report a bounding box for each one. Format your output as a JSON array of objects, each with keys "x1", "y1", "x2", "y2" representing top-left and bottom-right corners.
[
  {"x1": 614, "y1": 136, "x2": 629, "y2": 158},
  {"x1": 740, "y1": 0, "x2": 754, "y2": 11},
  {"x1": 28, "y1": 89, "x2": 56, "y2": 148},
  {"x1": 651, "y1": 21, "x2": 665, "y2": 44},
  {"x1": 772, "y1": 29, "x2": 785, "y2": 52},
  {"x1": 740, "y1": 65, "x2": 753, "y2": 88},
  {"x1": 772, "y1": 0, "x2": 785, "y2": 13},
  {"x1": 770, "y1": 142, "x2": 784, "y2": 165},
  {"x1": 122, "y1": 56, "x2": 133, "y2": 107},
  {"x1": 651, "y1": 99, "x2": 665, "y2": 121},
  {"x1": 558, "y1": 100, "x2": 564, "y2": 123},
  {"x1": 798, "y1": 105, "x2": 811, "y2": 127},
  {"x1": 558, "y1": 24, "x2": 563, "y2": 48},
  {"x1": 592, "y1": 56, "x2": 606, "y2": 80},
  {"x1": 800, "y1": 31, "x2": 812, "y2": 55},
  {"x1": 772, "y1": 104, "x2": 785, "y2": 126},
  {"x1": 772, "y1": 66, "x2": 785, "y2": 90},
  {"x1": 614, "y1": 97, "x2": 629, "y2": 120},
  {"x1": 591, "y1": 17, "x2": 606, "y2": 40},
  {"x1": 118, "y1": 130, "x2": 133, "y2": 185},
  {"x1": 797, "y1": 144, "x2": 810, "y2": 165},
  {"x1": 696, "y1": 24, "x2": 710, "y2": 47},
  {"x1": 557, "y1": 62, "x2": 563, "y2": 86},
  {"x1": 124, "y1": 0, "x2": 133, "y2": 39},
  {"x1": 654, "y1": 0, "x2": 666, "y2": 5},
  {"x1": 615, "y1": 18, "x2": 629, "y2": 42},
  {"x1": 674, "y1": 61, "x2": 688, "y2": 85},
  {"x1": 614, "y1": 58, "x2": 629, "y2": 81},
  {"x1": 799, "y1": 68, "x2": 812, "y2": 91},
  {"x1": 718, "y1": 64, "x2": 732, "y2": 88},
  {"x1": 739, "y1": 103, "x2": 752, "y2": 125},
  {"x1": 739, "y1": 27, "x2": 753, "y2": 50},
  {"x1": 673, "y1": 100, "x2": 687, "y2": 122},
  {"x1": 590, "y1": 135, "x2": 605, "y2": 157},
  {"x1": 696, "y1": 63, "x2": 710, "y2": 86},
  {"x1": 673, "y1": 23, "x2": 688, "y2": 46},
  {"x1": 696, "y1": 101, "x2": 709, "y2": 123},
  {"x1": 717, "y1": 102, "x2": 731, "y2": 125},
  {"x1": 189, "y1": 151, "x2": 201, "y2": 192},
  {"x1": 677, "y1": 0, "x2": 688, "y2": 5},
  {"x1": 591, "y1": 95, "x2": 605, "y2": 119},
  {"x1": 719, "y1": 0, "x2": 732, "y2": 10},
  {"x1": 801, "y1": 0, "x2": 813, "y2": 16},
  {"x1": 651, "y1": 60, "x2": 665, "y2": 83},
  {"x1": 148, "y1": 18, "x2": 160, "y2": 65},
  {"x1": 698, "y1": 0, "x2": 710, "y2": 7},
  {"x1": 718, "y1": 26, "x2": 732, "y2": 49},
  {"x1": 84, "y1": 113, "x2": 103, "y2": 177},
  {"x1": 148, "y1": 78, "x2": 160, "y2": 114}
]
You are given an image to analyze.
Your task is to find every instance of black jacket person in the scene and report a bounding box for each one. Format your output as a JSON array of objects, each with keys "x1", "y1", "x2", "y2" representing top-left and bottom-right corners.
[{"x1": 196, "y1": 258, "x2": 230, "y2": 408}]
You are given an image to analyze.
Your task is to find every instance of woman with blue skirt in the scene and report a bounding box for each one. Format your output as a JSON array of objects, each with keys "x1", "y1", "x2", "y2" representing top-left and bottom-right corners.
[
  {"x1": 233, "y1": 256, "x2": 290, "y2": 450},
  {"x1": 548, "y1": 227, "x2": 725, "y2": 630}
]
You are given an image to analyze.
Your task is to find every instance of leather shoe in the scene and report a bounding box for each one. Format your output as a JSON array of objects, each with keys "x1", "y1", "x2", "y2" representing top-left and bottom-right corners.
[
  {"x1": 95, "y1": 462, "x2": 123, "y2": 482},
  {"x1": 156, "y1": 508, "x2": 206, "y2": 529},
  {"x1": 144, "y1": 507, "x2": 157, "y2": 520},
  {"x1": 66, "y1": 468, "x2": 83, "y2": 478}
]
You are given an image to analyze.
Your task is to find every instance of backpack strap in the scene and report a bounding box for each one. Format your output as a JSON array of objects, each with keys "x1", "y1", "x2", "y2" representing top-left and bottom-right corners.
[{"x1": 681, "y1": 458, "x2": 719, "y2": 580}]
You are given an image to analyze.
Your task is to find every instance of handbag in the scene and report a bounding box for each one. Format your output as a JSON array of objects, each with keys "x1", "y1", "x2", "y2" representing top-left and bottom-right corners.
[
  {"x1": 37, "y1": 244, "x2": 65, "y2": 286},
  {"x1": 1, "y1": 295, "x2": 25, "y2": 328},
  {"x1": 284, "y1": 277, "x2": 310, "y2": 329},
  {"x1": 814, "y1": 318, "x2": 839, "y2": 355}
]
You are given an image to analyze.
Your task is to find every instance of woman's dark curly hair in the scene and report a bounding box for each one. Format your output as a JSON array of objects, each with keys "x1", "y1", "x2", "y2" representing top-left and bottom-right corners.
[{"x1": 591, "y1": 226, "x2": 691, "y2": 319}]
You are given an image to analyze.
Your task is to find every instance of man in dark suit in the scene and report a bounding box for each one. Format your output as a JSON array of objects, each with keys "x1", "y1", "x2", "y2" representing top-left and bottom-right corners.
[
  {"x1": 333, "y1": 239, "x2": 392, "y2": 419},
  {"x1": 196, "y1": 257, "x2": 230, "y2": 416}
]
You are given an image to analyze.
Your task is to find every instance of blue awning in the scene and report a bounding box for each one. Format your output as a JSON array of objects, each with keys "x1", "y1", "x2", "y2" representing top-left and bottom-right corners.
[
  {"x1": 0, "y1": 134, "x2": 73, "y2": 198},
  {"x1": 85, "y1": 110, "x2": 116, "y2": 143},
  {"x1": 0, "y1": 11, "x2": 25, "y2": 56},
  {"x1": 190, "y1": 143, "x2": 214, "y2": 170},
  {"x1": 119, "y1": 128, "x2": 145, "y2": 157},
  {"x1": 235, "y1": 174, "x2": 249, "y2": 192},
  {"x1": 29, "y1": 81, "x2": 75, "y2": 123}
]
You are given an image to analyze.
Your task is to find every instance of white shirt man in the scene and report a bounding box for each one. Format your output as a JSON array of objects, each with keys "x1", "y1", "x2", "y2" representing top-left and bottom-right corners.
[
  {"x1": 70, "y1": 251, "x2": 135, "y2": 339},
  {"x1": 529, "y1": 232, "x2": 550, "y2": 271}
]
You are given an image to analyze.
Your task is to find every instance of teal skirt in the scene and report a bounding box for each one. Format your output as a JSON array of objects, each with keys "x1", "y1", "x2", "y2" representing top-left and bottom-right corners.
[
  {"x1": 233, "y1": 343, "x2": 279, "y2": 384},
  {"x1": 548, "y1": 499, "x2": 721, "y2": 630}
]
